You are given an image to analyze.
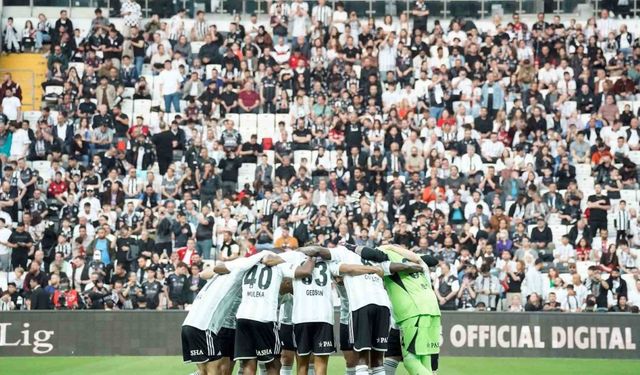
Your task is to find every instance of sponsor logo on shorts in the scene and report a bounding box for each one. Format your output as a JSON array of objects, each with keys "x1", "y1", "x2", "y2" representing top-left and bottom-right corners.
[
  {"x1": 376, "y1": 337, "x2": 389, "y2": 344},
  {"x1": 190, "y1": 350, "x2": 204, "y2": 356},
  {"x1": 256, "y1": 349, "x2": 273, "y2": 356},
  {"x1": 318, "y1": 340, "x2": 333, "y2": 348}
]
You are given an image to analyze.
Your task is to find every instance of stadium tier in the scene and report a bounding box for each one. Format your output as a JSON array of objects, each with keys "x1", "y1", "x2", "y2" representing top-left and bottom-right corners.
[{"x1": 0, "y1": 0, "x2": 639, "y2": 364}]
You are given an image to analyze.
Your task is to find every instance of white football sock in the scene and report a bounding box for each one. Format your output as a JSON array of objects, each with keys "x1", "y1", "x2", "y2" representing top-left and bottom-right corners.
[
  {"x1": 258, "y1": 363, "x2": 267, "y2": 375},
  {"x1": 383, "y1": 358, "x2": 399, "y2": 375},
  {"x1": 346, "y1": 367, "x2": 356, "y2": 375},
  {"x1": 355, "y1": 365, "x2": 369, "y2": 375},
  {"x1": 308, "y1": 363, "x2": 315, "y2": 375},
  {"x1": 371, "y1": 366, "x2": 385, "y2": 375},
  {"x1": 280, "y1": 365, "x2": 293, "y2": 375}
]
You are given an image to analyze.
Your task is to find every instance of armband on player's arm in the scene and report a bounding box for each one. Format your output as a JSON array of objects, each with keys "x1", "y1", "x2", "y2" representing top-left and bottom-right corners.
[
  {"x1": 420, "y1": 254, "x2": 439, "y2": 268},
  {"x1": 358, "y1": 247, "x2": 390, "y2": 263},
  {"x1": 388, "y1": 262, "x2": 424, "y2": 275}
]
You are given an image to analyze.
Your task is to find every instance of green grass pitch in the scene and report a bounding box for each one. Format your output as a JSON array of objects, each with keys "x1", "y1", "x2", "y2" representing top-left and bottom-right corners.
[{"x1": 1, "y1": 356, "x2": 638, "y2": 375}]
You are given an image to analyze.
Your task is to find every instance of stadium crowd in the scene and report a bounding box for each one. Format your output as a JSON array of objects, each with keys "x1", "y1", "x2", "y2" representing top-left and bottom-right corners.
[{"x1": 0, "y1": 1, "x2": 640, "y2": 314}]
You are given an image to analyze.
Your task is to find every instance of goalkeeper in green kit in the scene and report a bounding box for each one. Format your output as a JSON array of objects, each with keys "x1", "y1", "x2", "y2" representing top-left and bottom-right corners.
[{"x1": 345, "y1": 243, "x2": 441, "y2": 375}]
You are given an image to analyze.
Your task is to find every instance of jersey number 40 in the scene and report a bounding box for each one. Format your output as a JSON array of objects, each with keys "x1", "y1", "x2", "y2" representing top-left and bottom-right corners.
[{"x1": 244, "y1": 265, "x2": 273, "y2": 289}]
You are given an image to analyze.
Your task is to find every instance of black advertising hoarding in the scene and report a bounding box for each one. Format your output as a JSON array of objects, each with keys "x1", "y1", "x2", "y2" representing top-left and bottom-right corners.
[{"x1": 0, "y1": 311, "x2": 638, "y2": 358}]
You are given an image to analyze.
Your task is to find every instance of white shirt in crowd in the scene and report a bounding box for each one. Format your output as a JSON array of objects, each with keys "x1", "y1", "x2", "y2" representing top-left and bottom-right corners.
[
  {"x1": 157, "y1": 68, "x2": 182, "y2": 95},
  {"x1": 1, "y1": 96, "x2": 21, "y2": 121}
]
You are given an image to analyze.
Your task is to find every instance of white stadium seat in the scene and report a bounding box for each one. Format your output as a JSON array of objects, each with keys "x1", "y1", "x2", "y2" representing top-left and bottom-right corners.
[{"x1": 238, "y1": 113, "x2": 258, "y2": 141}]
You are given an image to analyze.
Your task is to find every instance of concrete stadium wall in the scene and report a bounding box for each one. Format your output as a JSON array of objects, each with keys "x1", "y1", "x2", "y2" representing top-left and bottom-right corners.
[{"x1": 1, "y1": 311, "x2": 638, "y2": 358}]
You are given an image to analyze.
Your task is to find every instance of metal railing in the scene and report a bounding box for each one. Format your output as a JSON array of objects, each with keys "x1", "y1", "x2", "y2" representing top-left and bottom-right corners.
[{"x1": 2, "y1": 0, "x2": 639, "y2": 20}]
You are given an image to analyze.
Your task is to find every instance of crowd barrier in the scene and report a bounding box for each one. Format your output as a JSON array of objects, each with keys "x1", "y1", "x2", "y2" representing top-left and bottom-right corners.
[{"x1": 1, "y1": 311, "x2": 638, "y2": 358}]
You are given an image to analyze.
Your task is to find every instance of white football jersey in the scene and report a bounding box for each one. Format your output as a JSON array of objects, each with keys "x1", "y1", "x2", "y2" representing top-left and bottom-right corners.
[
  {"x1": 281, "y1": 251, "x2": 337, "y2": 325},
  {"x1": 335, "y1": 282, "x2": 350, "y2": 325},
  {"x1": 183, "y1": 255, "x2": 264, "y2": 332},
  {"x1": 329, "y1": 246, "x2": 390, "y2": 312},
  {"x1": 236, "y1": 261, "x2": 292, "y2": 323}
]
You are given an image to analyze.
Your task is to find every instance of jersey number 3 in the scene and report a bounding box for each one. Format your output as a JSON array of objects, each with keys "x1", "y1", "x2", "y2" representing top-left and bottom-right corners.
[{"x1": 301, "y1": 262, "x2": 328, "y2": 287}]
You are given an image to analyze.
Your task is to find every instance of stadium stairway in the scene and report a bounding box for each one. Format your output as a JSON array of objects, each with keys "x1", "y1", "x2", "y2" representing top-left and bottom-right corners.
[{"x1": 0, "y1": 53, "x2": 47, "y2": 111}]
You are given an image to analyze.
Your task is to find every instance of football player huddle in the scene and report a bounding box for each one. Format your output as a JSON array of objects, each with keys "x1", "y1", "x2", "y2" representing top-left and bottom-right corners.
[{"x1": 180, "y1": 243, "x2": 442, "y2": 375}]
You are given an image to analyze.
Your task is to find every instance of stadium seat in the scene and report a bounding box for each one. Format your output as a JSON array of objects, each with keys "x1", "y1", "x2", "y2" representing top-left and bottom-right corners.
[
  {"x1": 618, "y1": 100, "x2": 632, "y2": 112},
  {"x1": 125, "y1": 199, "x2": 141, "y2": 208},
  {"x1": 257, "y1": 113, "x2": 276, "y2": 143},
  {"x1": 121, "y1": 99, "x2": 134, "y2": 118},
  {"x1": 275, "y1": 113, "x2": 292, "y2": 133},
  {"x1": 141, "y1": 64, "x2": 153, "y2": 76},
  {"x1": 238, "y1": 113, "x2": 258, "y2": 141},
  {"x1": 133, "y1": 99, "x2": 152, "y2": 116},
  {"x1": 190, "y1": 41, "x2": 205, "y2": 58},
  {"x1": 44, "y1": 85, "x2": 63, "y2": 96},
  {"x1": 206, "y1": 64, "x2": 222, "y2": 80},
  {"x1": 238, "y1": 163, "x2": 257, "y2": 190},
  {"x1": 294, "y1": 150, "x2": 313, "y2": 166},
  {"x1": 164, "y1": 112, "x2": 180, "y2": 124},
  {"x1": 506, "y1": 100, "x2": 514, "y2": 114},
  {"x1": 32, "y1": 160, "x2": 52, "y2": 181},
  {"x1": 123, "y1": 87, "x2": 135, "y2": 99},
  {"x1": 225, "y1": 113, "x2": 240, "y2": 127},
  {"x1": 628, "y1": 151, "x2": 640, "y2": 165},
  {"x1": 264, "y1": 150, "x2": 275, "y2": 165},
  {"x1": 23, "y1": 110, "x2": 41, "y2": 129},
  {"x1": 452, "y1": 101, "x2": 470, "y2": 114},
  {"x1": 564, "y1": 101, "x2": 577, "y2": 114},
  {"x1": 352, "y1": 65, "x2": 361, "y2": 79},
  {"x1": 620, "y1": 190, "x2": 636, "y2": 203},
  {"x1": 68, "y1": 62, "x2": 85, "y2": 78}
]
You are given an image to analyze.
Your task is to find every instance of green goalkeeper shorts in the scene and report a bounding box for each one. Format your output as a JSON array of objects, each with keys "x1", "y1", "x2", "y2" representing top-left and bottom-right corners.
[{"x1": 398, "y1": 315, "x2": 441, "y2": 356}]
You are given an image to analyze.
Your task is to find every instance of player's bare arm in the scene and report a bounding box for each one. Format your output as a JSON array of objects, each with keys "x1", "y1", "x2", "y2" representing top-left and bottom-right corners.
[
  {"x1": 199, "y1": 265, "x2": 224, "y2": 279},
  {"x1": 298, "y1": 245, "x2": 332, "y2": 259},
  {"x1": 262, "y1": 253, "x2": 286, "y2": 267},
  {"x1": 294, "y1": 257, "x2": 316, "y2": 278},
  {"x1": 339, "y1": 263, "x2": 384, "y2": 278}
]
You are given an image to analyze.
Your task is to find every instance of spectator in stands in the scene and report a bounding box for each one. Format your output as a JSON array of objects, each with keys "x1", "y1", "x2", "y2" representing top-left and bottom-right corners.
[{"x1": 1, "y1": 6, "x2": 639, "y2": 313}]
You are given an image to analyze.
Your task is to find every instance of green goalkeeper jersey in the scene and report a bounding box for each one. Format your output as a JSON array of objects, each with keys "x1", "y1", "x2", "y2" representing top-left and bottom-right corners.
[{"x1": 381, "y1": 249, "x2": 441, "y2": 323}]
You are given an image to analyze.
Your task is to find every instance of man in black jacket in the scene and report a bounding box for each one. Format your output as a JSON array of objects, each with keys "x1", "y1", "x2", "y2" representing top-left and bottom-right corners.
[
  {"x1": 218, "y1": 152, "x2": 242, "y2": 196},
  {"x1": 29, "y1": 278, "x2": 51, "y2": 310},
  {"x1": 567, "y1": 219, "x2": 592, "y2": 246},
  {"x1": 152, "y1": 125, "x2": 174, "y2": 175}
]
